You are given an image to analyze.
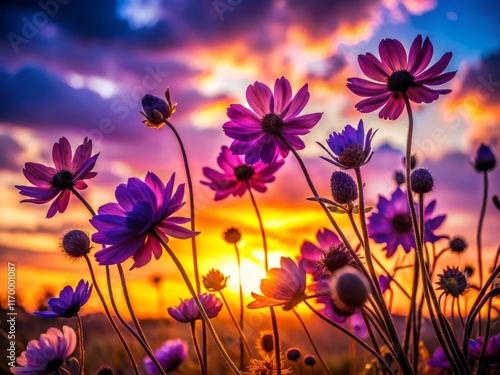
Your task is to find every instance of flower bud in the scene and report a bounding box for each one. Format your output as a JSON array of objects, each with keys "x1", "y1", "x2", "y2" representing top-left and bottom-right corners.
[
  {"x1": 223, "y1": 227, "x2": 241, "y2": 244},
  {"x1": 141, "y1": 89, "x2": 177, "y2": 128},
  {"x1": 449, "y1": 237, "x2": 467, "y2": 253},
  {"x1": 403, "y1": 154, "x2": 417, "y2": 170},
  {"x1": 394, "y1": 170, "x2": 405, "y2": 186},
  {"x1": 61, "y1": 230, "x2": 91, "y2": 258},
  {"x1": 331, "y1": 266, "x2": 370, "y2": 313},
  {"x1": 304, "y1": 355, "x2": 316, "y2": 366},
  {"x1": 320, "y1": 243, "x2": 354, "y2": 274},
  {"x1": 330, "y1": 171, "x2": 358, "y2": 204},
  {"x1": 410, "y1": 168, "x2": 434, "y2": 194},
  {"x1": 202, "y1": 269, "x2": 228, "y2": 292},
  {"x1": 473, "y1": 144, "x2": 496, "y2": 172},
  {"x1": 286, "y1": 347, "x2": 301, "y2": 361}
]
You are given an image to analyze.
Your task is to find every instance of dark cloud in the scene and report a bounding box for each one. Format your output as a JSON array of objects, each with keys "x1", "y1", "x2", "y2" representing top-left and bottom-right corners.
[{"x1": 0, "y1": 134, "x2": 23, "y2": 170}]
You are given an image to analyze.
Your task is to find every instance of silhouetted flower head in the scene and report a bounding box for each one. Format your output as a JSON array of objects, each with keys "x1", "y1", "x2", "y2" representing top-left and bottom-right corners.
[
  {"x1": 319, "y1": 243, "x2": 355, "y2": 274},
  {"x1": 95, "y1": 366, "x2": 114, "y2": 375},
  {"x1": 141, "y1": 89, "x2": 177, "y2": 128},
  {"x1": 223, "y1": 76, "x2": 322, "y2": 164},
  {"x1": 404, "y1": 154, "x2": 417, "y2": 170},
  {"x1": 15, "y1": 137, "x2": 99, "y2": 218},
  {"x1": 201, "y1": 146, "x2": 284, "y2": 200},
  {"x1": 248, "y1": 257, "x2": 306, "y2": 310},
  {"x1": 410, "y1": 168, "x2": 434, "y2": 194},
  {"x1": 469, "y1": 334, "x2": 500, "y2": 368},
  {"x1": 167, "y1": 294, "x2": 222, "y2": 323},
  {"x1": 368, "y1": 188, "x2": 447, "y2": 257},
  {"x1": 330, "y1": 266, "x2": 370, "y2": 314},
  {"x1": 34, "y1": 279, "x2": 92, "y2": 318},
  {"x1": 347, "y1": 35, "x2": 455, "y2": 120},
  {"x1": 202, "y1": 269, "x2": 229, "y2": 292},
  {"x1": 61, "y1": 229, "x2": 92, "y2": 259},
  {"x1": 473, "y1": 143, "x2": 496, "y2": 172},
  {"x1": 436, "y1": 267, "x2": 469, "y2": 297},
  {"x1": 256, "y1": 331, "x2": 274, "y2": 355},
  {"x1": 91, "y1": 172, "x2": 199, "y2": 269},
  {"x1": 223, "y1": 227, "x2": 242, "y2": 244},
  {"x1": 143, "y1": 339, "x2": 188, "y2": 374},
  {"x1": 330, "y1": 171, "x2": 358, "y2": 204},
  {"x1": 304, "y1": 355, "x2": 316, "y2": 366},
  {"x1": 427, "y1": 347, "x2": 451, "y2": 373},
  {"x1": 299, "y1": 228, "x2": 340, "y2": 280},
  {"x1": 394, "y1": 170, "x2": 405, "y2": 186},
  {"x1": 285, "y1": 348, "x2": 301, "y2": 361},
  {"x1": 318, "y1": 120, "x2": 375, "y2": 169},
  {"x1": 449, "y1": 237, "x2": 467, "y2": 253},
  {"x1": 11, "y1": 326, "x2": 76, "y2": 375},
  {"x1": 244, "y1": 355, "x2": 291, "y2": 375}
]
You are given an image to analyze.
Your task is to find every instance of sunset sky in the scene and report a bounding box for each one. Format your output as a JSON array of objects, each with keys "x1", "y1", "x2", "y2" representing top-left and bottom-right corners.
[{"x1": 0, "y1": 0, "x2": 499, "y2": 319}]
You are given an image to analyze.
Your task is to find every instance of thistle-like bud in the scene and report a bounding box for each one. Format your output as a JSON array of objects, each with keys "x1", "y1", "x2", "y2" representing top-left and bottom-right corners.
[
  {"x1": 202, "y1": 269, "x2": 229, "y2": 292},
  {"x1": 410, "y1": 168, "x2": 434, "y2": 194},
  {"x1": 319, "y1": 243, "x2": 354, "y2": 274},
  {"x1": 449, "y1": 237, "x2": 467, "y2": 253},
  {"x1": 223, "y1": 227, "x2": 241, "y2": 244},
  {"x1": 304, "y1": 355, "x2": 316, "y2": 366},
  {"x1": 256, "y1": 331, "x2": 274, "y2": 353},
  {"x1": 286, "y1": 347, "x2": 301, "y2": 361},
  {"x1": 141, "y1": 89, "x2": 177, "y2": 129},
  {"x1": 330, "y1": 171, "x2": 358, "y2": 204},
  {"x1": 436, "y1": 266, "x2": 469, "y2": 297},
  {"x1": 61, "y1": 230, "x2": 91, "y2": 258},
  {"x1": 473, "y1": 144, "x2": 496, "y2": 172}
]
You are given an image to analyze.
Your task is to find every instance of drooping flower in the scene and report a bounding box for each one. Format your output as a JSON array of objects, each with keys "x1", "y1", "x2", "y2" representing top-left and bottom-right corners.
[
  {"x1": 248, "y1": 257, "x2": 306, "y2": 310},
  {"x1": 15, "y1": 137, "x2": 99, "y2": 218},
  {"x1": 299, "y1": 228, "x2": 340, "y2": 279},
  {"x1": 368, "y1": 188, "x2": 447, "y2": 257},
  {"x1": 473, "y1": 143, "x2": 496, "y2": 172},
  {"x1": 34, "y1": 279, "x2": 92, "y2": 318},
  {"x1": 201, "y1": 145, "x2": 284, "y2": 200},
  {"x1": 11, "y1": 326, "x2": 76, "y2": 375},
  {"x1": 427, "y1": 347, "x2": 451, "y2": 374},
  {"x1": 143, "y1": 339, "x2": 188, "y2": 374},
  {"x1": 141, "y1": 89, "x2": 177, "y2": 129},
  {"x1": 167, "y1": 293, "x2": 223, "y2": 323},
  {"x1": 318, "y1": 120, "x2": 375, "y2": 169},
  {"x1": 90, "y1": 172, "x2": 199, "y2": 269},
  {"x1": 436, "y1": 267, "x2": 469, "y2": 297},
  {"x1": 347, "y1": 35, "x2": 456, "y2": 120},
  {"x1": 202, "y1": 269, "x2": 229, "y2": 292},
  {"x1": 223, "y1": 76, "x2": 323, "y2": 164},
  {"x1": 469, "y1": 334, "x2": 500, "y2": 368}
]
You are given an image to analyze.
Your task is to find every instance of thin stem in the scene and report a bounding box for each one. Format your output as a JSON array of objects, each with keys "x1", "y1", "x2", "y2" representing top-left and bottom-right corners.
[
  {"x1": 293, "y1": 309, "x2": 331, "y2": 375},
  {"x1": 477, "y1": 298, "x2": 493, "y2": 373},
  {"x1": 233, "y1": 243, "x2": 246, "y2": 369},
  {"x1": 76, "y1": 314, "x2": 84, "y2": 375},
  {"x1": 476, "y1": 171, "x2": 489, "y2": 336},
  {"x1": 190, "y1": 321, "x2": 206, "y2": 375},
  {"x1": 152, "y1": 229, "x2": 241, "y2": 374},
  {"x1": 70, "y1": 187, "x2": 96, "y2": 216}
]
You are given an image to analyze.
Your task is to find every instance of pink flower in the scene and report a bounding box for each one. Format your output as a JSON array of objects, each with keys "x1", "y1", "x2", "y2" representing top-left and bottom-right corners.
[
  {"x1": 248, "y1": 257, "x2": 307, "y2": 310},
  {"x1": 167, "y1": 294, "x2": 223, "y2": 323},
  {"x1": 15, "y1": 137, "x2": 99, "y2": 218},
  {"x1": 201, "y1": 146, "x2": 284, "y2": 200},
  {"x1": 223, "y1": 76, "x2": 322, "y2": 164},
  {"x1": 347, "y1": 35, "x2": 456, "y2": 120},
  {"x1": 299, "y1": 228, "x2": 340, "y2": 279}
]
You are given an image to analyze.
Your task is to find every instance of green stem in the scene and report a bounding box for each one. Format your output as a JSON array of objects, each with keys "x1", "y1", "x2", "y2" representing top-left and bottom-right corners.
[
  {"x1": 233, "y1": 243, "x2": 246, "y2": 369},
  {"x1": 76, "y1": 314, "x2": 84, "y2": 375}
]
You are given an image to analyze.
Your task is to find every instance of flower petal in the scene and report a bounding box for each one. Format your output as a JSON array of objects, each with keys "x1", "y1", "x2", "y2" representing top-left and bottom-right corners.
[{"x1": 246, "y1": 81, "x2": 272, "y2": 117}]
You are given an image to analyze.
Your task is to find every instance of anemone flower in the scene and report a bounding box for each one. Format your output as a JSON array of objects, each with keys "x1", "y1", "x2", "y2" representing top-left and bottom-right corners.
[
  {"x1": 299, "y1": 228, "x2": 340, "y2": 279},
  {"x1": 368, "y1": 187, "x2": 447, "y2": 257},
  {"x1": 91, "y1": 172, "x2": 199, "y2": 269},
  {"x1": 143, "y1": 339, "x2": 188, "y2": 374},
  {"x1": 223, "y1": 76, "x2": 322, "y2": 164},
  {"x1": 469, "y1": 334, "x2": 500, "y2": 368},
  {"x1": 168, "y1": 294, "x2": 223, "y2": 323},
  {"x1": 248, "y1": 257, "x2": 306, "y2": 311},
  {"x1": 318, "y1": 120, "x2": 376, "y2": 169},
  {"x1": 11, "y1": 326, "x2": 76, "y2": 375},
  {"x1": 201, "y1": 145, "x2": 284, "y2": 200},
  {"x1": 15, "y1": 137, "x2": 99, "y2": 218},
  {"x1": 347, "y1": 35, "x2": 456, "y2": 120},
  {"x1": 34, "y1": 280, "x2": 92, "y2": 318}
]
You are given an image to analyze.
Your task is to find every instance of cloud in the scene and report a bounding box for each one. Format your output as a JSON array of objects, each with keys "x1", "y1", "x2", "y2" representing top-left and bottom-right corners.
[{"x1": 0, "y1": 134, "x2": 23, "y2": 170}]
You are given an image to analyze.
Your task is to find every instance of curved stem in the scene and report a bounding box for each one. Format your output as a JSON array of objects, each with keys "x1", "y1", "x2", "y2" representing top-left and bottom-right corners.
[
  {"x1": 76, "y1": 314, "x2": 84, "y2": 375},
  {"x1": 190, "y1": 321, "x2": 206, "y2": 375},
  {"x1": 245, "y1": 183, "x2": 269, "y2": 272},
  {"x1": 152, "y1": 229, "x2": 241, "y2": 374},
  {"x1": 233, "y1": 243, "x2": 246, "y2": 369},
  {"x1": 70, "y1": 187, "x2": 96, "y2": 216}
]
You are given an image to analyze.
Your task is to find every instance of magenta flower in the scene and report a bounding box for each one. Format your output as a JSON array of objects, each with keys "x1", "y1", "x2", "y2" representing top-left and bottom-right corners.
[
  {"x1": 469, "y1": 334, "x2": 500, "y2": 368},
  {"x1": 318, "y1": 120, "x2": 376, "y2": 169},
  {"x1": 143, "y1": 339, "x2": 188, "y2": 374},
  {"x1": 15, "y1": 137, "x2": 99, "y2": 218},
  {"x1": 427, "y1": 347, "x2": 451, "y2": 374},
  {"x1": 368, "y1": 188, "x2": 447, "y2": 257},
  {"x1": 299, "y1": 228, "x2": 340, "y2": 279},
  {"x1": 223, "y1": 76, "x2": 322, "y2": 164},
  {"x1": 248, "y1": 257, "x2": 307, "y2": 310},
  {"x1": 201, "y1": 145, "x2": 284, "y2": 200},
  {"x1": 168, "y1": 294, "x2": 223, "y2": 323},
  {"x1": 34, "y1": 279, "x2": 92, "y2": 318},
  {"x1": 347, "y1": 35, "x2": 456, "y2": 120},
  {"x1": 11, "y1": 326, "x2": 76, "y2": 375},
  {"x1": 91, "y1": 172, "x2": 199, "y2": 269}
]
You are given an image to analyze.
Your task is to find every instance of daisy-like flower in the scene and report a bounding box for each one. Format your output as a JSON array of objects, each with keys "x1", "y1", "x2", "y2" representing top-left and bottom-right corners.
[
  {"x1": 143, "y1": 339, "x2": 188, "y2": 374},
  {"x1": 34, "y1": 279, "x2": 92, "y2": 318},
  {"x1": 248, "y1": 257, "x2": 306, "y2": 311},
  {"x1": 15, "y1": 137, "x2": 99, "y2": 218},
  {"x1": 167, "y1": 293, "x2": 223, "y2": 323},
  {"x1": 469, "y1": 334, "x2": 500, "y2": 368},
  {"x1": 368, "y1": 188, "x2": 447, "y2": 257},
  {"x1": 244, "y1": 355, "x2": 292, "y2": 375},
  {"x1": 90, "y1": 172, "x2": 199, "y2": 269},
  {"x1": 347, "y1": 35, "x2": 456, "y2": 120},
  {"x1": 318, "y1": 120, "x2": 375, "y2": 169},
  {"x1": 436, "y1": 267, "x2": 469, "y2": 297},
  {"x1": 201, "y1": 146, "x2": 284, "y2": 201},
  {"x1": 299, "y1": 228, "x2": 340, "y2": 279},
  {"x1": 223, "y1": 76, "x2": 323, "y2": 164},
  {"x1": 141, "y1": 89, "x2": 177, "y2": 129},
  {"x1": 202, "y1": 269, "x2": 229, "y2": 292},
  {"x1": 11, "y1": 326, "x2": 76, "y2": 375}
]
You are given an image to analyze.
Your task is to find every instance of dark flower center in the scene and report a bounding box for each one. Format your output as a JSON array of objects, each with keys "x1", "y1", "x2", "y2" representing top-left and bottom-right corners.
[
  {"x1": 234, "y1": 165, "x2": 255, "y2": 181},
  {"x1": 320, "y1": 244, "x2": 352, "y2": 273},
  {"x1": 261, "y1": 113, "x2": 284, "y2": 134},
  {"x1": 391, "y1": 213, "x2": 412, "y2": 233},
  {"x1": 50, "y1": 169, "x2": 74, "y2": 190},
  {"x1": 338, "y1": 144, "x2": 365, "y2": 168},
  {"x1": 62, "y1": 303, "x2": 81, "y2": 318},
  {"x1": 387, "y1": 70, "x2": 415, "y2": 92},
  {"x1": 45, "y1": 358, "x2": 64, "y2": 372}
]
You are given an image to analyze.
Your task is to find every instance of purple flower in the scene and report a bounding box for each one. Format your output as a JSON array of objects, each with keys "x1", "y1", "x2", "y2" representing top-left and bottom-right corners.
[
  {"x1": 347, "y1": 35, "x2": 456, "y2": 120},
  {"x1": 248, "y1": 257, "x2": 307, "y2": 310},
  {"x1": 427, "y1": 347, "x2": 451, "y2": 374},
  {"x1": 34, "y1": 279, "x2": 92, "y2": 318},
  {"x1": 141, "y1": 89, "x2": 177, "y2": 129},
  {"x1": 318, "y1": 120, "x2": 375, "y2": 169},
  {"x1": 11, "y1": 326, "x2": 76, "y2": 375},
  {"x1": 473, "y1": 143, "x2": 496, "y2": 172},
  {"x1": 201, "y1": 145, "x2": 284, "y2": 200},
  {"x1": 469, "y1": 334, "x2": 500, "y2": 368},
  {"x1": 168, "y1": 293, "x2": 222, "y2": 323},
  {"x1": 91, "y1": 172, "x2": 199, "y2": 269},
  {"x1": 299, "y1": 228, "x2": 340, "y2": 279},
  {"x1": 143, "y1": 339, "x2": 188, "y2": 374},
  {"x1": 223, "y1": 76, "x2": 322, "y2": 164},
  {"x1": 15, "y1": 137, "x2": 99, "y2": 218},
  {"x1": 368, "y1": 188, "x2": 447, "y2": 257}
]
